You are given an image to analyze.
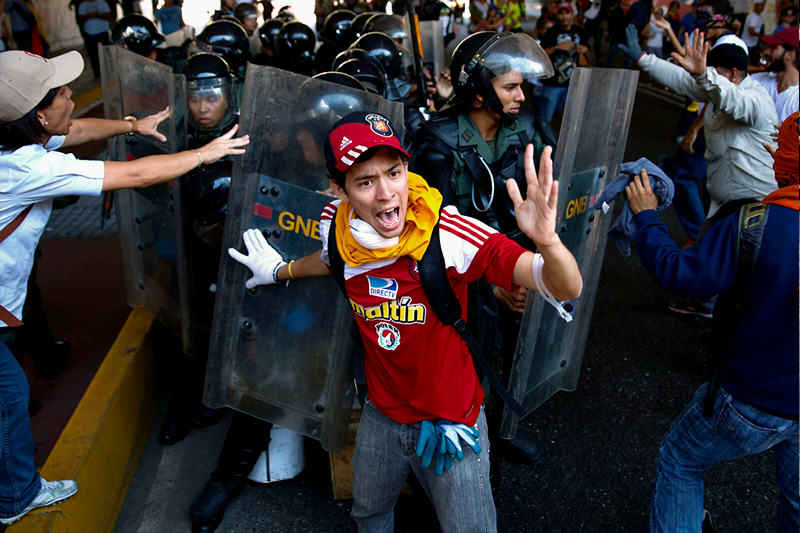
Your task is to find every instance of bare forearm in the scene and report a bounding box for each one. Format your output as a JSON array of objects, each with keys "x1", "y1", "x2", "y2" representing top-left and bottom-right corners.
[
  {"x1": 512, "y1": 239, "x2": 583, "y2": 301},
  {"x1": 102, "y1": 150, "x2": 202, "y2": 191},
  {"x1": 276, "y1": 250, "x2": 329, "y2": 280},
  {"x1": 62, "y1": 118, "x2": 133, "y2": 147}
]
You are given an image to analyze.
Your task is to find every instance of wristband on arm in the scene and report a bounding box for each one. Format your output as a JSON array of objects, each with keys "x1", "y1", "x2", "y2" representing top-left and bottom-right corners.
[{"x1": 531, "y1": 253, "x2": 574, "y2": 323}]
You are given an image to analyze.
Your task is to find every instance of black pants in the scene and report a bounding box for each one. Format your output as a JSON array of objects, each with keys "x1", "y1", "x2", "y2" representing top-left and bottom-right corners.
[{"x1": 83, "y1": 31, "x2": 109, "y2": 78}]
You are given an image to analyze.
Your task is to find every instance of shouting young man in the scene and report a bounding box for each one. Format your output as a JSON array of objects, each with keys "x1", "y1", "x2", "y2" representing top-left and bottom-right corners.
[{"x1": 227, "y1": 111, "x2": 582, "y2": 531}]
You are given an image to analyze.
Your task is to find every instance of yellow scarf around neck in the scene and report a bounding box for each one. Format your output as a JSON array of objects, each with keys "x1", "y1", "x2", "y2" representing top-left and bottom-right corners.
[{"x1": 334, "y1": 172, "x2": 443, "y2": 267}]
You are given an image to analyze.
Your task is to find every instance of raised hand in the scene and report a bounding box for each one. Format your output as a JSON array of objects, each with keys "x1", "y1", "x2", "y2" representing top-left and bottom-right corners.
[
  {"x1": 507, "y1": 145, "x2": 559, "y2": 249},
  {"x1": 672, "y1": 29, "x2": 709, "y2": 76}
]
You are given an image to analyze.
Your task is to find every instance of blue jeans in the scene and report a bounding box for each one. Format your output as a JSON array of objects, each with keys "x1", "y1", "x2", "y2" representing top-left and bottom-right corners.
[
  {"x1": 606, "y1": 43, "x2": 634, "y2": 68},
  {"x1": 0, "y1": 341, "x2": 41, "y2": 518},
  {"x1": 351, "y1": 401, "x2": 496, "y2": 532},
  {"x1": 535, "y1": 85, "x2": 569, "y2": 122},
  {"x1": 650, "y1": 383, "x2": 799, "y2": 532}
]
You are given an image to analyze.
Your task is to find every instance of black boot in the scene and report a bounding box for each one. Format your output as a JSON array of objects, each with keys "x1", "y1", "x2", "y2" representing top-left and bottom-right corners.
[
  {"x1": 190, "y1": 413, "x2": 271, "y2": 532},
  {"x1": 158, "y1": 398, "x2": 195, "y2": 445}
]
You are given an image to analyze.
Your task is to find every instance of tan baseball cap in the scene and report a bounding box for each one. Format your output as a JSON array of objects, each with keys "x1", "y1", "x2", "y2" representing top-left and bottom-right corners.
[{"x1": 0, "y1": 50, "x2": 84, "y2": 123}]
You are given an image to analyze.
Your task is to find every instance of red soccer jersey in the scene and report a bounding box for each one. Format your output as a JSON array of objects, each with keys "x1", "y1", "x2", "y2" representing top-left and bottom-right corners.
[{"x1": 321, "y1": 203, "x2": 526, "y2": 426}]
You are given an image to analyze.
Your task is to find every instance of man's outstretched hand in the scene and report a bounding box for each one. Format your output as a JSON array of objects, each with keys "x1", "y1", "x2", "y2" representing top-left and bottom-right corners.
[{"x1": 507, "y1": 145, "x2": 559, "y2": 249}]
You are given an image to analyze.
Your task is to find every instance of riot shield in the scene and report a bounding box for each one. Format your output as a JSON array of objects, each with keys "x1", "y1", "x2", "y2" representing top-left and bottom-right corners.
[
  {"x1": 419, "y1": 20, "x2": 445, "y2": 78},
  {"x1": 500, "y1": 68, "x2": 639, "y2": 439},
  {"x1": 101, "y1": 45, "x2": 189, "y2": 338},
  {"x1": 205, "y1": 65, "x2": 405, "y2": 452},
  {"x1": 100, "y1": 46, "x2": 189, "y2": 336}
]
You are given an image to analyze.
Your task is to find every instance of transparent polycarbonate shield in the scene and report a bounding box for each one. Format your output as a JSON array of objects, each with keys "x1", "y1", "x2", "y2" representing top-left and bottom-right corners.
[
  {"x1": 500, "y1": 68, "x2": 639, "y2": 439},
  {"x1": 100, "y1": 45, "x2": 189, "y2": 336},
  {"x1": 205, "y1": 65, "x2": 405, "y2": 452},
  {"x1": 419, "y1": 20, "x2": 445, "y2": 78}
]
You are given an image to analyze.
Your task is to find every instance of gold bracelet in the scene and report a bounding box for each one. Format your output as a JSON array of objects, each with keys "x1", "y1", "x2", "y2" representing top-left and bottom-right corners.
[
  {"x1": 123, "y1": 116, "x2": 138, "y2": 136},
  {"x1": 193, "y1": 150, "x2": 203, "y2": 167},
  {"x1": 287, "y1": 260, "x2": 296, "y2": 279}
]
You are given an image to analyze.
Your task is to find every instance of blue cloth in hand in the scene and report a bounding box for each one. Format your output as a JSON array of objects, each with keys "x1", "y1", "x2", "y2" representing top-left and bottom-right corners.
[{"x1": 592, "y1": 158, "x2": 674, "y2": 256}]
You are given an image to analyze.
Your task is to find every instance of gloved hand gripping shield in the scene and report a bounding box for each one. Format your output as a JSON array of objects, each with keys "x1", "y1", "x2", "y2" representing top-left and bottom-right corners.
[
  {"x1": 100, "y1": 45, "x2": 189, "y2": 336},
  {"x1": 205, "y1": 64, "x2": 404, "y2": 452},
  {"x1": 500, "y1": 68, "x2": 639, "y2": 439}
]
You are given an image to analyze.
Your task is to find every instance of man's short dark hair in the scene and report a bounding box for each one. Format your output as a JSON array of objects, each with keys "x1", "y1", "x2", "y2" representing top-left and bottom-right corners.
[{"x1": 0, "y1": 88, "x2": 59, "y2": 151}]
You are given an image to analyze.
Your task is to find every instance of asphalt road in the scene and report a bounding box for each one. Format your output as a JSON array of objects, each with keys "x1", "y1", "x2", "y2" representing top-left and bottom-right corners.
[{"x1": 116, "y1": 85, "x2": 781, "y2": 533}]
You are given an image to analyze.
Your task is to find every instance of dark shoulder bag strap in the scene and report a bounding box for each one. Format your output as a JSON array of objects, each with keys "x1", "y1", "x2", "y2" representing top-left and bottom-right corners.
[
  {"x1": 0, "y1": 205, "x2": 34, "y2": 327},
  {"x1": 703, "y1": 202, "x2": 769, "y2": 416},
  {"x1": 418, "y1": 222, "x2": 526, "y2": 418},
  {"x1": 326, "y1": 208, "x2": 347, "y2": 298}
]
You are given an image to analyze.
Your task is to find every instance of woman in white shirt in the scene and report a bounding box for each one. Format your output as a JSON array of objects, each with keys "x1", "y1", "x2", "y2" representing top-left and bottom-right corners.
[
  {"x1": 0, "y1": 49, "x2": 248, "y2": 525},
  {"x1": 644, "y1": 6, "x2": 668, "y2": 58}
]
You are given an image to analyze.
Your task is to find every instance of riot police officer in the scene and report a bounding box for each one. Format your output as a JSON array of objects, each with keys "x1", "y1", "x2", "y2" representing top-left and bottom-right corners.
[
  {"x1": 250, "y1": 18, "x2": 282, "y2": 66},
  {"x1": 156, "y1": 53, "x2": 240, "y2": 451},
  {"x1": 273, "y1": 20, "x2": 316, "y2": 76},
  {"x1": 194, "y1": 19, "x2": 251, "y2": 80},
  {"x1": 412, "y1": 30, "x2": 557, "y2": 462},
  {"x1": 111, "y1": 14, "x2": 165, "y2": 59},
  {"x1": 314, "y1": 9, "x2": 356, "y2": 74}
]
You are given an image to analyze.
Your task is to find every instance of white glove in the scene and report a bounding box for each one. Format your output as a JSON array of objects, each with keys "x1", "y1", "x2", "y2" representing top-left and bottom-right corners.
[{"x1": 227, "y1": 228, "x2": 287, "y2": 289}]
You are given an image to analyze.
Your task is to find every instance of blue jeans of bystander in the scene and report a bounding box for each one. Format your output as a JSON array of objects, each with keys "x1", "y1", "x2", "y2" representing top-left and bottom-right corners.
[
  {"x1": 351, "y1": 400, "x2": 496, "y2": 532},
  {"x1": 535, "y1": 85, "x2": 569, "y2": 123},
  {"x1": 0, "y1": 340, "x2": 41, "y2": 518},
  {"x1": 650, "y1": 383, "x2": 799, "y2": 532}
]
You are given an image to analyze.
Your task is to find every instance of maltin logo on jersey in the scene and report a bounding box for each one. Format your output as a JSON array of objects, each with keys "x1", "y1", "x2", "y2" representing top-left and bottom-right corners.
[
  {"x1": 367, "y1": 276, "x2": 398, "y2": 299},
  {"x1": 365, "y1": 114, "x2": 392, "y2": 137},
  {"x1": 375, "y1": 322, "x2": 401, "y2": 351}
]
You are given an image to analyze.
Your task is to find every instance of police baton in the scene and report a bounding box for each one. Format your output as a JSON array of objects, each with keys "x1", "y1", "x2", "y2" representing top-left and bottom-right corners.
[{"x1": 403, "y1": 0, "x2": 429, "y2": 110}]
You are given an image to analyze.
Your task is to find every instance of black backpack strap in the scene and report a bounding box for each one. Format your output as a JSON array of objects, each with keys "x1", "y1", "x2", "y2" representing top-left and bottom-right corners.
[
  {"x1": 326, "y1": 208, "x2": 347, "y2": 298},
  {"x1": 418, "y1": 222, "x2": 526, "y2": 418},
  {"x1": 703, "y1": 202, "x2": 769, "y2": 416}
]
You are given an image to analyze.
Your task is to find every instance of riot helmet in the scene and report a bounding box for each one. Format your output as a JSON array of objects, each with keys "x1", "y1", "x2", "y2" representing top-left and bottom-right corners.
[
  {"x1": 363, "y1": 14, "x2": 408, "y2": 43},
  {"x1": 295, "y1": 76, "x2": 369, "y2": 170},
  {"x1": 350, "y1": 12, "x2": 375, "y2": 40},
  {"x1": 188, "y1": 159, "x2": 233, "y2": 249},
  {"x1": 450, "y1": 31, "x2": 553, "y2": 121},
  {"x1": 351, "y1": 32, "x2": 412, "y2": 100},
  {"x1": 332, "y1": 46, "x2": 376, "y2": 70},
  {"x1": 276, "y1": 5, "x2": 296, "y2": 22},
  {"x1": 258, "y1": 18, "x2": 283, "y2": 52},
  {"x1": 112, "y1": 14, "x2": 166, "y2": 57},
  {"x1": 335, "y1": 57, "x2": 387, "y2": 97},
  {"x1": 195, "y1": 20, "x2": 251, "y2": 74},
  {"x1": 321, "y1": 9, "x2": 357, "y2": 49},
  {"x1": 183, "y1": 53, "x2": 237, "y2": 133},
  {"x1": 274, "y1": 21, "x2": 316, "y2": 75},
  {"x1": 312, "y1": 71, "x2": 368, "y2": 92},
  {"x1": 234, "y1": 3, "x2": 260, "y2": 35}
]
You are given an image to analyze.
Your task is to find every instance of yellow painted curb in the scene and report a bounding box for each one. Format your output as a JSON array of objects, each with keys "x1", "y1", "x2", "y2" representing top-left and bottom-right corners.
[
  {"x1": 72, "y1": 85, "x2": 103, "y2": 116},
  {"x1": 8, "y1": 307, "x2": 161, "y2": 533}
]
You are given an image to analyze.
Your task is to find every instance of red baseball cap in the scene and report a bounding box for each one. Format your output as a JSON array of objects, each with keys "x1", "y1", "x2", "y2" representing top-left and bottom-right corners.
[
  {"x1": 556, "y1": 1, "x2": 573, "y2": 12},
  {"x1": 760, "y1": 27, "x2": 799, "y2": 48},
  {"x1": 325, "y1": 111, "x2": 410, "y2": 175}
]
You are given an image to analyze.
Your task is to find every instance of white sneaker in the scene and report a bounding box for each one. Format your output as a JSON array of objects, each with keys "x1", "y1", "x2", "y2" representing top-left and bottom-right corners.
[{"x1": 0, "y1": 478, "x2": 78, "y2": 525}]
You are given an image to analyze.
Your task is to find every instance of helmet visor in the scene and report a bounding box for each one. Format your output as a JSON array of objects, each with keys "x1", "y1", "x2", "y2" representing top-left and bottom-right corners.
[
  {"x1": 187, "y1": 84, "x2": 235, "y2": 131},
  {"x1": 472, "y1": 33, "x2": 554, "y2": 81}
]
